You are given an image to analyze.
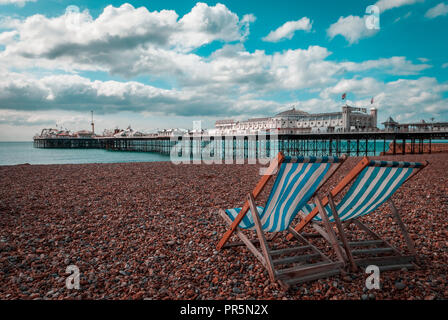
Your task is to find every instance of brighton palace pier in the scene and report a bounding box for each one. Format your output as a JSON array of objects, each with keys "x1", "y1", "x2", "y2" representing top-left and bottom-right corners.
[{"x1": 34, "y1": 105, "x2": 448, "y2": 158}]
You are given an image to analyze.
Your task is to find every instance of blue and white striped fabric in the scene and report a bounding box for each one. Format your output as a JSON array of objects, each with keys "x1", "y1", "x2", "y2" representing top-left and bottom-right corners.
[
  {"x1": 225, "y1": 156, "x2": 341, "y2": 232},
  {"x1": 300, "y1": 160, "x2": 424, "y2": 222}
]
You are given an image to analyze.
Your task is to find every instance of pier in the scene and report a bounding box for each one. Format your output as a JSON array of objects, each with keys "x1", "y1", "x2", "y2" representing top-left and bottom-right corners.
[{"x1": 33, "y1": 130, "x2": 448, "y2": 159}]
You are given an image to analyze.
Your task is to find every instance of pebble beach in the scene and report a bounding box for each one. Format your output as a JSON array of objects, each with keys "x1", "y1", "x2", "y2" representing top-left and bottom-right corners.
[{"x1": 0, "y1": 153, "x2": 447, "y2": 300}]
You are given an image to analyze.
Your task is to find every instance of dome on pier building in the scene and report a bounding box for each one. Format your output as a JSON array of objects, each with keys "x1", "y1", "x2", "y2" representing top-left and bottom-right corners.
[{"x1": 275, "y1": 107, "x2": 309, "y2": 117}]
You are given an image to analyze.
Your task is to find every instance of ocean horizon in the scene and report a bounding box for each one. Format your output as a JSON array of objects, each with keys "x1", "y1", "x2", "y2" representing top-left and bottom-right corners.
[{"x1": 0, "y1": 141, "x2": 171, "y2": 166}]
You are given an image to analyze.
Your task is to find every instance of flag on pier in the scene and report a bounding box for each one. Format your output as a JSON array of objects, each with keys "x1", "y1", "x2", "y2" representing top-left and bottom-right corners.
[
  {"x1": 342, "y1": 93, "x2": 346, "y2": 100},
  {"x1": 371, "y1": 97, "x2": 374, "y2": 104}
]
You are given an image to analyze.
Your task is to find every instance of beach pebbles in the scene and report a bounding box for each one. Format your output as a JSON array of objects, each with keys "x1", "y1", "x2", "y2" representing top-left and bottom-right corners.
[{"x1": 0, "y1": 154, "x2": 447, "y2": 299}]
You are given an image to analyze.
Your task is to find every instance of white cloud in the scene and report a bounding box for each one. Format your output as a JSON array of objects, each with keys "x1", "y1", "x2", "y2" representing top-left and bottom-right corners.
[
  {"x1": 320, "y1": 77, "x2": 383, "y2": 99},
  {"x1": 340, "y1": 56, "x2": 431, "y2": 75},
  {"x1": 328, "y1": 0, "x2": 423, "y2": 44},
  {"x1": 375, "y1": 0, "x2": 423, "y2": 12},
  {"x1": 262, "y1": 17, "x2": 312, "y2": 42},
  {"x1": 0, "y1": 2, "x2": 254, "y2": 61},
  {"x1": 270, "y1": 46, "x2": 338, "y2": 89},
  {"x1": 327, "y1": 15, "x2": 378, "y2": 44},
  {"x1": 442, "y1": 62, "x2": 448, "y2": 68},
  {"x1": 318, "y1": 76, "x2": 448, "y2": 122},
  {"x1": 0, "y1": 0, "x2": 35, "y2": 7},
  {"x1": 0, "y1": 109, "x2": 87, "y2": 127},
  {"x1": 0, "y1": 71, "x2": 282, "y2": 118},
  {"x1": 0, "y1": 3, "x2": 261, "y2": 79},
  {"x1": 425, "y1": 2, "x2": 448, "y2": 18},
  {"x1": 0, "y1": 40, "x2": 433, "y2": 119},
  {"x1": 174, "y1": 3, "x2": 255, "y2": 50},
  {"x1": 0, "y1": 3, "x2": 430, "y2": 88}
]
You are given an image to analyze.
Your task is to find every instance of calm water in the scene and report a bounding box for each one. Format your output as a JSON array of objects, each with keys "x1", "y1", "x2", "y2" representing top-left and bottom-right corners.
[
  {"x1": 0, "y1": 142, "x2": 170, "y2": 166},
  {"x1": 1, "y1": 140, "x2": 446, "y2": 166}
]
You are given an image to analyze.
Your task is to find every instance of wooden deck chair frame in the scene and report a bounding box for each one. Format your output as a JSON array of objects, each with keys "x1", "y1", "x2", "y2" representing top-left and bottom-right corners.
[
  {"x1": 216, "y1": 152, "x2": 347, "y2": 288},
  {"x1": 287, "y1": 156, "x2": 429, "y2": 273}
]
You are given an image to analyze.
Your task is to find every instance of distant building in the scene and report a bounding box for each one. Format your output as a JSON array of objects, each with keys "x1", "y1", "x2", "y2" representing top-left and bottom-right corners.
[
  {"x1": 383, "y1": 117, "x2": 448, "y2": 132},
  {"x1": 212, "y1": 105, "x2": 378, "y2": 135},
  {"x1": 382, "y1": 116, "x2": 399, "y2": 131},
  {"x1": 35, "y1": 128, "x2": 73, "y2": 138}
]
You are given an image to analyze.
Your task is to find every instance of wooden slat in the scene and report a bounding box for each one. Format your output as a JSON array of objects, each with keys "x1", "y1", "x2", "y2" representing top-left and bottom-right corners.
[
  {"x1": 276, "y1": 261, "x2": 343, "y2": 279},
  {"x1": 282, "y1": 269, "x2": 341, "y2": 287},
  {"x1": 217, "y1": 152, "x2": 285, "y2": 250},
  {"x1": 287, "y1": 156, "x2": 370, "y2": 240},
  {"x1": 377, "y1": 264, "x2": 414, "y2": 272},
  {"x1": 339, "y1": 240, "x2": 385, "y2": 247},
  {"x1": 273, "y1": 253, "x2": 320, "y2": 266},
  {"x1": 354, "y1": 255, "x2": 415, "y2": 267},
  {"x1": 351, "y1": 220, "x2": 402, "y2": 256},
  {"x1": 276, "y1": 261, "x2": 331, "y2": 276},
  {"x1": 301, "y1": 233, "x2": 323, "y2": 238},
  {"x1": 222, "y1": 239, "x2": 259, "y2": 249},
  {"x1": 351, "y1": 247, "x2": 395, "y2": 255},
  {"x1": 270, "y1": 245, "x2": 311, "y2": 256}
]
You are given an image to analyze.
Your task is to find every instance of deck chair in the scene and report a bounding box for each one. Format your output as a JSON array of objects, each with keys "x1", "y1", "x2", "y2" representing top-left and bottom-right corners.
[
  {"x1": 287, "y1": 157, "x2": 428, "y2": 273},
  {"x1": 216, "y1": 152, "x2": 347, "y2": 289}
]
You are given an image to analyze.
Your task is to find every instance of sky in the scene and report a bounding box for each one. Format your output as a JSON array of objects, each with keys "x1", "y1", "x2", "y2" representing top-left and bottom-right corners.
[{"x1": 0, "y1": 0, "x2": 447, "y2": 140}]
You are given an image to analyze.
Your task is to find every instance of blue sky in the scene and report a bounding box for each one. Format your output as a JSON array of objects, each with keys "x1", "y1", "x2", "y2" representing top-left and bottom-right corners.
[{"x1": 0, "y1": 0, "x2": 447, "y2": 140}]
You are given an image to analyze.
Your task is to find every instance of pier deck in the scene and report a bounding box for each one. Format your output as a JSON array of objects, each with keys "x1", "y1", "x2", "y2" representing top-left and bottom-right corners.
[{"x1": 33, "y1": 131, "x2": 448, "y2": 158}]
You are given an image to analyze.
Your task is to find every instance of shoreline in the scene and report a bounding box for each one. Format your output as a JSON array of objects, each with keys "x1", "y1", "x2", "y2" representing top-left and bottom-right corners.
[
  {"x1": 1, "y1": 153, "x2": 447, "y2": 299},
  {"x1": 3, "y1": 151, "x2": 448, "y2": 168}
]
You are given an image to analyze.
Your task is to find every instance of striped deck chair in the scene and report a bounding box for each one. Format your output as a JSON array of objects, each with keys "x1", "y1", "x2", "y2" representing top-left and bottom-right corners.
[
  {"x1": 216, "y1": 152, "x2": 347, "y2": 288},
  {"x1": 287, "y1": 157, "x2": 428, "y2": 272}
]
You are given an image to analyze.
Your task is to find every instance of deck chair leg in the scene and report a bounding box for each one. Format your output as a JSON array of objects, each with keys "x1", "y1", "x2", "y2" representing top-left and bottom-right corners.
[
  {"x1": 248, "y1": 193, "x2": 276, "y2": 282},
  {"x1": 218, "y1": 209, "x2": 266, "y2": 266},
  {"x1": 311, "y1": 223, "x2": 332, "y2": 243},
  {"x1": 314, "y1": 196, "x2": 346, "y2": 265},
  {"x1": 388, "y1": 200, "x2": 417, "y2": 258},
  {"x1": 327, "y1": 193, "x2": 357, "y2": 272}
]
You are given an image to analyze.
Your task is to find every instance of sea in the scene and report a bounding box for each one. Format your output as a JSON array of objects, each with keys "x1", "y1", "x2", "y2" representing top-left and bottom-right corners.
[
  {"x1": 1, "y1": 140, "x2": 446, "y2": 166},
  {"x1": 0, "y1": 141, "x2": 170, "y2": 166}
]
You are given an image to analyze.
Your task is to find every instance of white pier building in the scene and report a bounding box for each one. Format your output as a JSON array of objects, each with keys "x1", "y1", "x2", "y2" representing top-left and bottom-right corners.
[{"x1": 212, "y1": 106, "x2": 378, "y2": 135}]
